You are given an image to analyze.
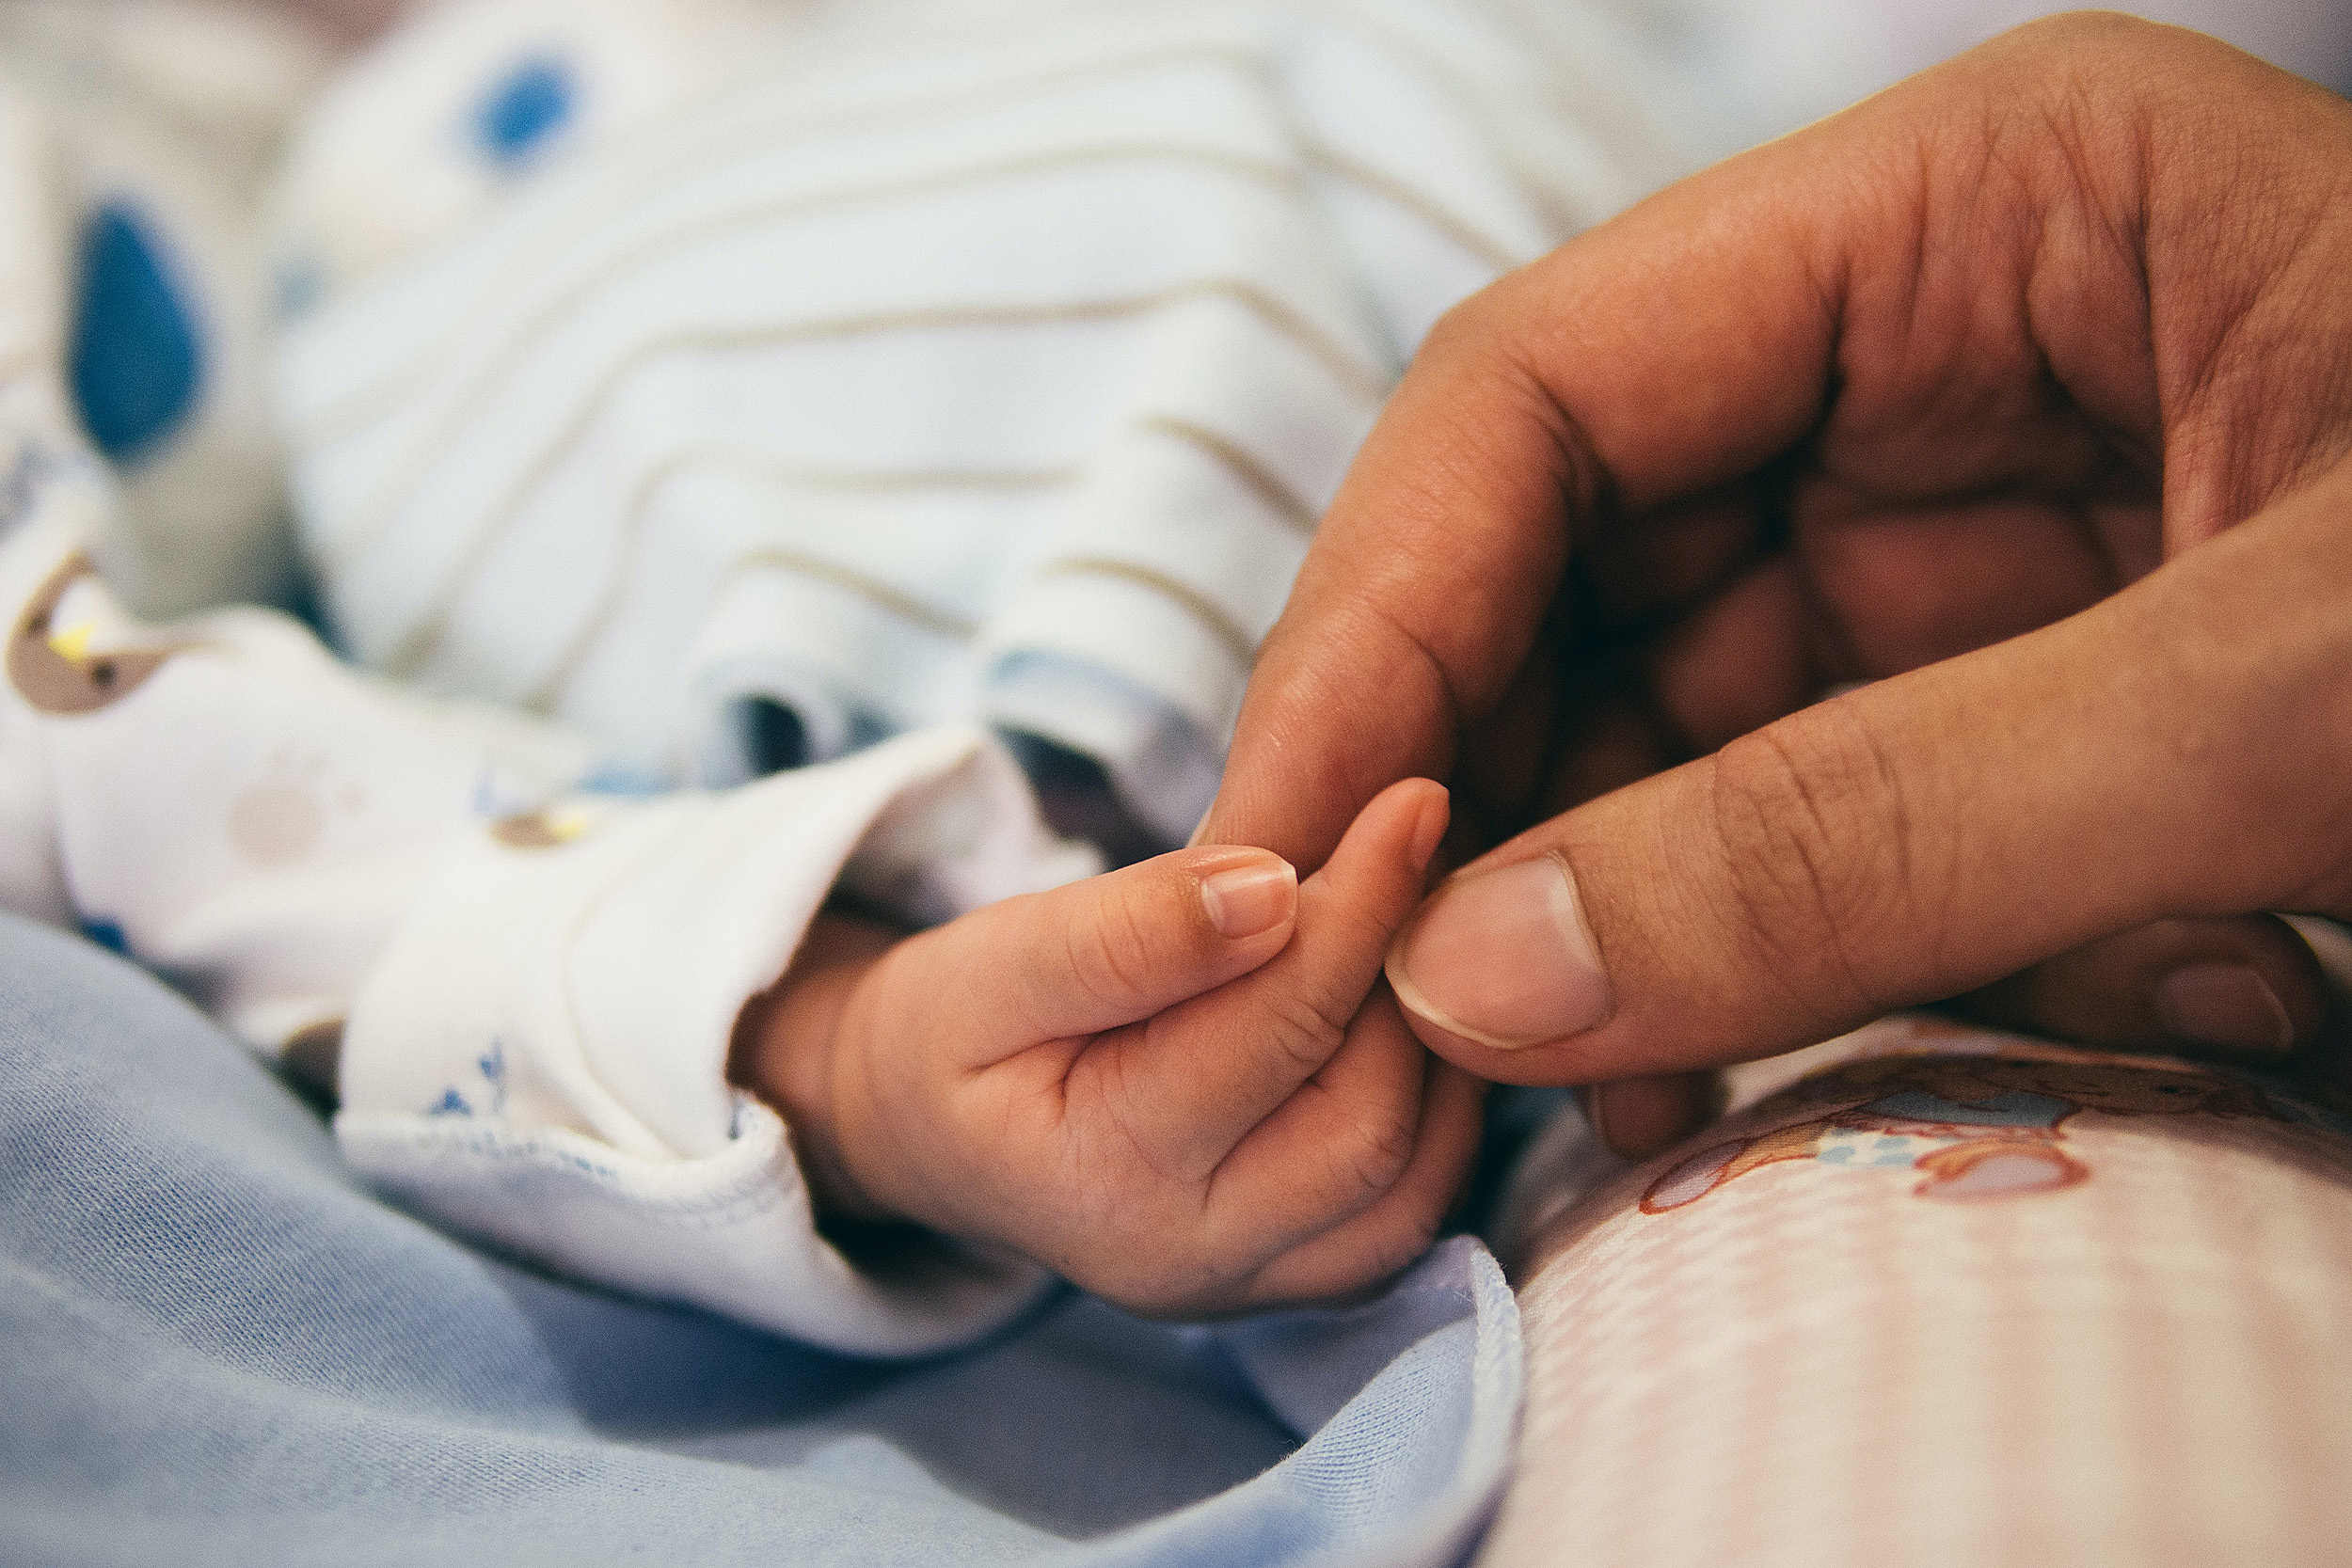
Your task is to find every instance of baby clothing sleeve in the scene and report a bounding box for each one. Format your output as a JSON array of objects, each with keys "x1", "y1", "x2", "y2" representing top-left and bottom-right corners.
[
  {"x1": 0, "y1": 484, "x2": 1085, "y2": 1353},
  {"x1": 0, "y1": 234, "x2": 1083, "y2": 1354},
  {"x1": 336, "y1": 728, "x2": 1093, "y2": 1354},
  {"x1": 0, "y1": 24, "x2": 1083, "y2": 1357}
]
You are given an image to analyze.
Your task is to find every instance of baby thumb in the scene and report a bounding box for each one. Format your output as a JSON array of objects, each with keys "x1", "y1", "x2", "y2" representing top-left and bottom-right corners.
[{"x1": 922, "y1": 843, "x2": 1301, "y2": 1065}]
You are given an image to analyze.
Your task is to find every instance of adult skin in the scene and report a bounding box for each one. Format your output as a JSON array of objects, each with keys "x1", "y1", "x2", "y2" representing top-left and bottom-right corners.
[{"x1": 1199, "y1": 13, "x2": 2352, "y2": 1154}]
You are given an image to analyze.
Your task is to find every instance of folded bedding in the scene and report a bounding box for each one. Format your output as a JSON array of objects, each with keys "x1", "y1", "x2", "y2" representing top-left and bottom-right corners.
[{"x1": 0, "y1": 3, "x2": 1647, "y2": 1559}]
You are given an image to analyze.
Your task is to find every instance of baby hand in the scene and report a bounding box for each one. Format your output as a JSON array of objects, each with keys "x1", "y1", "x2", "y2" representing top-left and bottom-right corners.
[{"x1": 733, "y1": 780, "x2": 1484, "y2": 1317}]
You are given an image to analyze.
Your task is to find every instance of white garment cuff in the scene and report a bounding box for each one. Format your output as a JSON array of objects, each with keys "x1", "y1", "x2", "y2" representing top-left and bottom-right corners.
[{"x1": 339, "y1": 724, "x2": 1097, "y2": 1355}]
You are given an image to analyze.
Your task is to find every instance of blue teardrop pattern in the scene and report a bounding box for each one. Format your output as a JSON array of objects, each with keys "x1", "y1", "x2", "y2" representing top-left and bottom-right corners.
[
  {"x1": 474, "y1": 56, "x2": 577, "y2": 169},
  {"x1": 69, "y1": 201, "x2": 205, "y2": 466}
]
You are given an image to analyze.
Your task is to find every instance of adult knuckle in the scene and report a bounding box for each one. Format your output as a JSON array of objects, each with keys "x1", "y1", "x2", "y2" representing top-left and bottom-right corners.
[
  {"x1": 1420, "y1": 282, "x2": 1504, "y2": 362},
  {"x1": 1705, "y1": 705, "x2": 1924, "y2": 1019}
]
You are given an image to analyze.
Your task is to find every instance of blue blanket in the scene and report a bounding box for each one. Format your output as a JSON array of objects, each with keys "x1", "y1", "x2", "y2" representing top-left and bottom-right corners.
[{"x1": 0, "y1": 914, "x2": 1521, "y2": 1567}]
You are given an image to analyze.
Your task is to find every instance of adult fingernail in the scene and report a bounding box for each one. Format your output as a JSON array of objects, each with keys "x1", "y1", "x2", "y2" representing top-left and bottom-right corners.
[
  {"x1": 1386, "y1": 852, "x2": 1610, "y2": 1049},
  {"x1": 1201, "y1": 857, "x2": 1297, "y2": 939},
  {"x1": 2153, "y1": 962, "x2": 2295, "y2": 1055}
]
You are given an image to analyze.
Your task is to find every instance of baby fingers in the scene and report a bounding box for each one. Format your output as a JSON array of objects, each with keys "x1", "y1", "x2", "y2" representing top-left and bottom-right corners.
[
  {"x1": 904, "y1": 840, "x2": 1302, "y2": 1069},
  {"x1": 1096, "y1": 1027, "x2": 1485, "y2": 1317},
  {"x1": 1084, "y1": 778, "x2": 1450, "y2": 1180},
  {"x1": 1199, "y1": 990, "x2": 1472, "y2": 1280},
  {"x1": 1202, "y1": 988, "x2": 1431, "y2": 1253},
  {"x1": 1235, "y1": 1057, "x2": 1486, "y2": 1308}
]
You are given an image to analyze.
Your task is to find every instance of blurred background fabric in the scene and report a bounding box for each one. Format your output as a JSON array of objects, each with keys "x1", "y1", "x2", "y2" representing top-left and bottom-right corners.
[
  {"x1": 273, "y1": 0, "x2": 2351, "y2": 146},
  {"x1": 1630, "y1": 0, "x2": 2352, "y2": 158}
]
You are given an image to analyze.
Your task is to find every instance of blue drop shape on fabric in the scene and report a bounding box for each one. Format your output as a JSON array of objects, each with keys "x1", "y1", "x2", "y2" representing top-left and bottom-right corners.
[
  {"x1": 69, "y1": 202, "x2": 204, "y2": 465},
  {"x1": 475, "y1": 56, "x2": 577, "y2": 167}
]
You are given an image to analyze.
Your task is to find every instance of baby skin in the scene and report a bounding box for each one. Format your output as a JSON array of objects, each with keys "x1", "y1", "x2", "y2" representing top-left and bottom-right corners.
[{"x1": 730, "y1": 780, "x2": 1486, "y2": 1317}]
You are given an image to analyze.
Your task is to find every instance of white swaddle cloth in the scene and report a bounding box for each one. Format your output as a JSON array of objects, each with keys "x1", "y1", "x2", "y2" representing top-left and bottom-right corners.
[
  {"x1": 272, "y1": 0, "x2": 1691, "y2": 841},
  {"x1": 0, "y1": 0, "x2": 1686, "y2": 1354},
  {"x1": 0, "y1": 1, "x2": 331, "y2": 618}
]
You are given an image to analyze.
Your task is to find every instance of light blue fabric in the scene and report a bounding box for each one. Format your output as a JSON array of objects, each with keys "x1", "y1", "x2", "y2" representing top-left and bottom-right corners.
[{"x1": 0, "y1": 914, "x2": 1523, "y2": 1568}]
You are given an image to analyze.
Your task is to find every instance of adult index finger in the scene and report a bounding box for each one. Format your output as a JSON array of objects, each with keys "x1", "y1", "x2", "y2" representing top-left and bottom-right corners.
[{"x1": 1196, "y1": 49, "x2": 1874, "y2": 867}]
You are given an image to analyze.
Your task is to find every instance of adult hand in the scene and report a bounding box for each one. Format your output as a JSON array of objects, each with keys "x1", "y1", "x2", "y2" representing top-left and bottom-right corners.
[{"x1": 1199, "y1": 15, "x2": 2352, "y2": 1152}]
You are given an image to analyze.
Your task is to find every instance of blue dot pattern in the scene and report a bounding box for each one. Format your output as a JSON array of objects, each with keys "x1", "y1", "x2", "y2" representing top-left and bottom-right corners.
[
  {"x1": 474, "y1": 56, "x2": 577, "y2": 168},
  {"x1": 69, "y1": 202, "x2": 203, "y2": 465}
]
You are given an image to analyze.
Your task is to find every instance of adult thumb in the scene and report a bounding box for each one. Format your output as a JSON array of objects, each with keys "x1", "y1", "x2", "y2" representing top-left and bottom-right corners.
[{"x1": 1381, "y1": 474, "x2": 2352, "y2": 1089}]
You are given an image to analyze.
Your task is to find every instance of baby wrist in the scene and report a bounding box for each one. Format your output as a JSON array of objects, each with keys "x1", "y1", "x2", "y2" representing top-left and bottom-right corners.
[{"x1": 728, "y1": 911, "x2": 900, "y2": 1226}]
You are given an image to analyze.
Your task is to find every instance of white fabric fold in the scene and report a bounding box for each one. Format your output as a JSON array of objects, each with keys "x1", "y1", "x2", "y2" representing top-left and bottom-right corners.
[
  {"x1": 0, "y1": 40, "x2": 1103, "y2": 1356},
  {"x1": 272, "y1": 0, "x2": 1692, "y2": 800},
  {"x1": 1, "y1": 469, "x2": 1089, "y2": 1354},
  {"x1": 340, "y1": 725, "x2": 1093, "y2": 1354}
]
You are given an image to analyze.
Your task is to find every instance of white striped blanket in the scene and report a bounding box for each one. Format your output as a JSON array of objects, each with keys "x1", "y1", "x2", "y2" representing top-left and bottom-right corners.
[{"x1": 274, "y1": 0, "x2": 1688, "y2": 838}]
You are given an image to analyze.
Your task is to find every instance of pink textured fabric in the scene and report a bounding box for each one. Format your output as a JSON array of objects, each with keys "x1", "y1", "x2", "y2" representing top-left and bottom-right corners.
[{"x1": 1485, "y1": 1019, "x2": 2352, "y2": 1568}]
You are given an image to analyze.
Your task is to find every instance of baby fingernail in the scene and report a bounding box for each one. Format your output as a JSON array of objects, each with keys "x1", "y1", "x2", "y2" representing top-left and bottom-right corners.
[
  {"x1": 2153, "y1": 962, "x2": 2295, "y2": 1055},
  {"x1": 1386, "y1": 852, "x2": 1611, "y2": 1049},
  {"x1": 1201, "y1": 858, "x2": 1297, "y2": 939},
  {"x1": 1408, "y1": 784, "x2": 1451, "y2": 875}
]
